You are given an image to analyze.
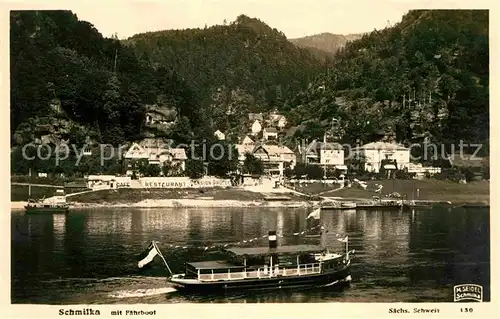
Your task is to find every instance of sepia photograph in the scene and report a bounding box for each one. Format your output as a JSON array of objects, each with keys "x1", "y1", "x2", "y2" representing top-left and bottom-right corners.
[{"x1": 5, "y1": 0, "x2": 496, "y2": 317}]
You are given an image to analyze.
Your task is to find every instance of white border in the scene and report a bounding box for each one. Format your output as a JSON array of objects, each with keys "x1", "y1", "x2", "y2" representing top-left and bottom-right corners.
[{"x1": 1, "y1": 1, "x2": 498, "y2": 318}]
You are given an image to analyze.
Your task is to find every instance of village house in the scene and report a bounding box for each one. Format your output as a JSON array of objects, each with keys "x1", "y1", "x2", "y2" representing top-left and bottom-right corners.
[
  {"x1": 252, "y1": 144, "x2": 296, "y2": 176},
  {"x1": 265, "y1": 110, "x2": 288, "y2": 130},
  {"x1": 248, "y1": 113, "x2": 264, "y2": 122},
  {"x1": 356, "y1": 141, "x2": 410, "y2": 173},
  {"x1": 235, "y1": 136, "x2": 256, "y2": 164},
  {"x1": 240, "y1": 135, "x2": 255, "y2": 145},
  {"x1": 124, "y1": 138, "x2": 187, "y2": 176},
  {"x1": 263, "y1": 127, "x2": 278, "y2": 140},
  {"x1": 275, "y1": 115, "x2": 287, "y2": 129},
  {"x1": 250, "y1": 120, "x2": 262, "y2": 135},
  {"x1": 145, "y1": 105, "x2": 177, "y2": 127},
  {"x1": 214, "y1": 130, "x2": 226, "y2": 140},
  {"x1": 298, "y1": 139, "x2": 347, "y2": 172},
  {"x1": 235, "y1": 144, "x2": 257, "y2": 165}
]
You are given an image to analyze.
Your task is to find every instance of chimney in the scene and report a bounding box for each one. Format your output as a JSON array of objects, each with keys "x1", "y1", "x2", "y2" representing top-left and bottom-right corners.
[{"x1": 268, "y1": 230, "x2": 277, "y2": 249}]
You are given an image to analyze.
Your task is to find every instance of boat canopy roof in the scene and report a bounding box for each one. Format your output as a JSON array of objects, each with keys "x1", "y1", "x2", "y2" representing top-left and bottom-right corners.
[
  {"x1": 225, "y1": 245, "x2": 325, "y2": 257},
  {"x1": 186, "y1": 260, "x2": 244, "y2": 270}
]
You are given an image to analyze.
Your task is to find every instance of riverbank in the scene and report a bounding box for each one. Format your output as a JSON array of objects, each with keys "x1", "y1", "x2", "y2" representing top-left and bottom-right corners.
[
  {"x1": 10, "y1": 179, "x2": 489, "y2": 210},
  {"x1": 316, "y1": 179, "x2": 490, "y2": 204}
]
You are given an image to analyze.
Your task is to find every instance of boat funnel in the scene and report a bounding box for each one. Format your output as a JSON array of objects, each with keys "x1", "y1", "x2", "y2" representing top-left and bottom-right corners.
[{"x1": 268, "y1": 230, "x2": 277, "y2": 248}]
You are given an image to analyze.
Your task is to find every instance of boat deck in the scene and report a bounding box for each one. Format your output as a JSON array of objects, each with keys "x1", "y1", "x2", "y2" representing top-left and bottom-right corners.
[
  {"x1": 187, "y1": 260, "x2": 244, "y2": 270},
  {"x1": 197, "y1": 262, "x2": 323, "y2": 281}
]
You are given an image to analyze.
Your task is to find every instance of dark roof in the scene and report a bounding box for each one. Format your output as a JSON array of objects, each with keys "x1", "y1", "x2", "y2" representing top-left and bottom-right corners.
[
  {"x1": 187, "y1": 260, "x2": 244, "y2": 270},
  {"x1": 225, "y1": 245, "x2": 325, "y2": 257},
  {"x1": 248, "y1": 113, "x2": 264, "y2": 121}
]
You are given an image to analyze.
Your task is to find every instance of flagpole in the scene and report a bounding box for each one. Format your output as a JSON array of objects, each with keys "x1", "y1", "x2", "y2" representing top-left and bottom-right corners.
[
  {"x1": 346, "y1": 236, "x2": 349, "y2": 259},
  {"x1": 153, "y1": 241, "x2": 173, "y2": 277}
]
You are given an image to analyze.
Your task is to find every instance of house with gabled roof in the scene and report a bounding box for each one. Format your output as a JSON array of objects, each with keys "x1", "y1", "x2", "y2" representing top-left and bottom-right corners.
[
  {"x1": 124, "y1": 138, "x2": 187, "y2": 176},
  {"x1": 248, "y1": 113, "x2": 264, "y2": 122},
  {"x1": 298, "y1": 139, "x2": 347, "y2": 171},
  {"x1": 263, "y1": 127, "x2": 278, "y2": 140},
  {"x1": 356, "y1": 141, "x2": 410, "y2": 173},
  {"x1": 252, "y1": 144, "x2": 296, "y2": 176},
  {"x1": 145, "y1": 105, "x2": 177, "y2": 126},
  {"x1": 240, "y1": 135, "x2": 255, "y2": 145},
  {"x1": 251, "y1": 120, "x2": 262, "y2": 135}
]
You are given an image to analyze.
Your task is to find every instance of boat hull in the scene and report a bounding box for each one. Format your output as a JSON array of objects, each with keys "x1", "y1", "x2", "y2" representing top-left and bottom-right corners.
[
  {"x1": 24, "y1": 206, "x2": 69, "y2": 214},
  {"x1": 170, "y1": 265, "x2": 351, "y2": 293}
]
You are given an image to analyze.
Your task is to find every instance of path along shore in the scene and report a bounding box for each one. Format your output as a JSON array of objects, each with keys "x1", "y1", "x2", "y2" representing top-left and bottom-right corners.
[
  {"x1": 11, "y1": 198, "x2": 488, "y2": 211},
  {"x1": 11, "y1": 180, "x2": 489, "y2": 210}
]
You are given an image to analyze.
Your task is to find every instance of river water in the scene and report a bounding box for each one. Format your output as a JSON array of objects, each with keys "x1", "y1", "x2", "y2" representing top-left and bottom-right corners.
[{"x1": 11, "y1": 206, "x2": 490, "y2": 304}]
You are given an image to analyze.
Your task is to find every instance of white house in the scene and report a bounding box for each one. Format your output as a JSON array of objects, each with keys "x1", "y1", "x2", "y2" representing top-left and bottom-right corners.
[
  {"x1": 276, "y1": 115, "x2": 287, "y2": 129},
  {"x1": 301, "y1": 140, "x2": 347, "y2": 171},
  {"x1": 251, "y1": 120, "x2": 262, "y2": 135},
  {"x1": 124, "y1": 139, "x2": 187, "y2": 176},
  {"x1": 214, "y1": 130, "x2": 226, "y2": 140},
  {"x1": 263, "y1": 127, "x2": 278, "y2": 140},
  {"x1": 357, "y1": 141, "x2": 410, "y2": 173}
]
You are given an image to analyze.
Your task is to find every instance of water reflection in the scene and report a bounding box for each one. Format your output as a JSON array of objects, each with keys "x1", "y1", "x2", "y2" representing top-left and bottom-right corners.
[{"x1": 11, "y1": 207, "x2": 490, "y2": 303}]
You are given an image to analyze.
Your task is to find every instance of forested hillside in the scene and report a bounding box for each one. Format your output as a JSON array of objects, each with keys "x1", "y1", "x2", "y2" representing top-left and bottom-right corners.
[
  {"x1": 10, "y1": 10, "x2": 209, "y2": 148},
  {"x1": 125, "y1": 15, "x2": 325, "y2": 131},
  {"x1": 289, "y1": 32, "x2": 364, "y2": 59},
  {"x1": 11, "y1": 12, "x2": 325, "y2": 147},
  {"x1": 288, "y1": 10, "x2": 489, "y2": 156},
  {"x1": 11, "y1": 10, "x2": 489, "y2": 161}
]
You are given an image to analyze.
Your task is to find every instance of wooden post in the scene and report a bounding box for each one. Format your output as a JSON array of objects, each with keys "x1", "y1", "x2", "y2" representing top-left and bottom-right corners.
[
  {"x1": 270, "y1": 256, "x2": 273, "y2": 277},
  {"x1": 296, "y1": 255, "x2": 300, "y2": 275},
  {"x1": 28, "y1": 167, "x2": 32, "y2": 199}
]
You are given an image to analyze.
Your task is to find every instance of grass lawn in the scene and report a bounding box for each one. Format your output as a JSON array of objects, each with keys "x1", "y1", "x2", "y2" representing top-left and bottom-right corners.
[
  {"x1": 289, "y1": 183, "x2": 341, "y2": 195},
  {"x1": 320, "y1": 179, "x2": 489, "y2": 204},
  {"x1": 66, "y1": 187, "x2": 280, "y2": 203},
  {"x1": 11, "y1": 185, "x2": 64, "y2": 201}
]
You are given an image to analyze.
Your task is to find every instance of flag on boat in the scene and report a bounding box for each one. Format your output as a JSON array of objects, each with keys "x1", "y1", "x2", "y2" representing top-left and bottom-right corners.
[
  {"x1": 307, "y1": 208, "x2": 321, "y2": 220},
  {"x1": 137, "y1": 241, "x2": 161, "y2": 268},
  {"x1": 337, "y1": 236, "x2": 348, "y2": 243}
]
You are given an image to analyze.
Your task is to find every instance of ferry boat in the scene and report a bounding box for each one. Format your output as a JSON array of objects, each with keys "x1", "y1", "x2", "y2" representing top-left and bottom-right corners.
[
  {"x1": 168, "y1": 231, "x2": 353, "y2": 293},
  {"x1": 24, "y1": 198, "x2": 70, "y2": 214},
  {"x1": 25, "y1": 189, "x2": 69, "y2": 214},
  {"x1": 322, "y1": 201, "x2": 357, "y2": 210}
]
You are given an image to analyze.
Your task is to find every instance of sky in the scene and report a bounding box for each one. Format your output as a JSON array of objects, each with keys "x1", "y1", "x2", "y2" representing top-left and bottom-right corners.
[
  {"x1": 67, "y1": 1, "x2": 414, "y2": 39},
  {"x1": 6, "y1": 0, "x2": 491, "y2": 39},
  {"x1": 5, "y1": 0, "x2": 441, "y2": 39}
]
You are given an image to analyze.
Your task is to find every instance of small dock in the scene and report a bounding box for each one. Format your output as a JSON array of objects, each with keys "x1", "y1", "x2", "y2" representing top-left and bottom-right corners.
[{"x1": 263, "y1": 194, "x2": 292, "y2": 201}]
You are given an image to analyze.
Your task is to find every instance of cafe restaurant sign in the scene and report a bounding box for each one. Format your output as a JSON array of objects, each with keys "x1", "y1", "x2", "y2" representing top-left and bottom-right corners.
[{"x1": 139, "y1": 177, "x2": 231, "y2": 189}]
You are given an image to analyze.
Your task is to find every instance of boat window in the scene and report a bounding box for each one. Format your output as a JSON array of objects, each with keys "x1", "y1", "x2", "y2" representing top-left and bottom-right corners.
[
  {"x1": 213, "y1": 268, "x2": 231, "y2": 274},
  {"x1": 245, "y1": 256, "x2": 266, "y2": 267},
  {"x1": 277, "y1": 255, "x2": 296, "y2": 266},
  {"x1": 298, "y1": 254, "x2": 316, "y2": 264}
]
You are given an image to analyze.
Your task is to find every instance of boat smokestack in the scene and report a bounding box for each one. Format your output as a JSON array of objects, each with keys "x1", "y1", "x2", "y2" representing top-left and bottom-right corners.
[{"x1": 268, "y1": 230, "x2": 277, "y2": 248}]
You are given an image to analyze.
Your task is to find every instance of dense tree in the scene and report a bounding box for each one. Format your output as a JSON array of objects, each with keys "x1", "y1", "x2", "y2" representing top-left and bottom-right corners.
[
  {"x1": 242, "y1": 153, "x2": 264, "y2": 175},
  {"x1": 185, "y1": 159, "x2": 205, "y2": 179},
  {"x1": 286, "y1": 10, "x2": 489, "y2": 155}
]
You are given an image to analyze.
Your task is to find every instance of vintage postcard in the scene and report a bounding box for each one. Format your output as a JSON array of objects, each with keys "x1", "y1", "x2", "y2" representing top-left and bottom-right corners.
[{"x1": 2, "y1": 0, "x2": 498, "y2": 318}]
